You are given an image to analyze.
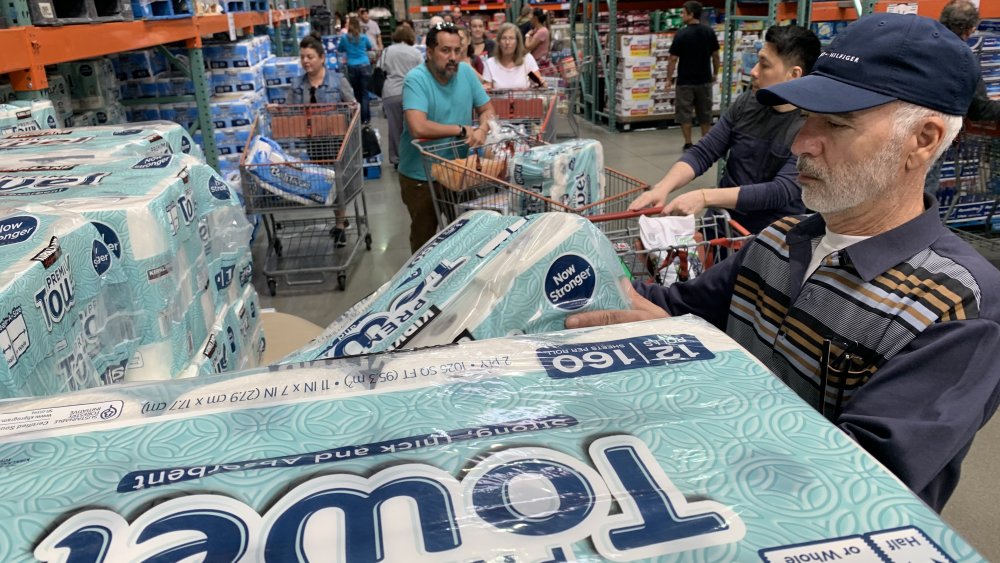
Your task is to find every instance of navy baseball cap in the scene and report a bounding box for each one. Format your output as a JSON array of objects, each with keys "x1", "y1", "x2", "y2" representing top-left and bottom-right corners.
[{"x1": 757, "y1": 13, "x2": 979, "y2": 116}]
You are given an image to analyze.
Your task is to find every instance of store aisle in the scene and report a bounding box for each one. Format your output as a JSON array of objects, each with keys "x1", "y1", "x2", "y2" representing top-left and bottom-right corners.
[{"x1": 252, "y1": 117, "x2": 717, "y2": 326}]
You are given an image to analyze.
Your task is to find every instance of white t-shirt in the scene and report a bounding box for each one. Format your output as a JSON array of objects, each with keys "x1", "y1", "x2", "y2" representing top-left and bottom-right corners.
[
  {"x1": 363, "y1": 19, "x2": 381, "y2": 48},
  {"x1": 803, "y1": 228, "x2": 871, "y2": 284},
  {"x1": 483, "y1": 54, "x2": 540, "y2": 89}
]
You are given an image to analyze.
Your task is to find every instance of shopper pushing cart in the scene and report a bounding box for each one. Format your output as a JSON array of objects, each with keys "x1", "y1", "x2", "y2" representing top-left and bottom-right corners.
[{"x1": 240, "y1": 103, "x2": 370, "y2": 294}]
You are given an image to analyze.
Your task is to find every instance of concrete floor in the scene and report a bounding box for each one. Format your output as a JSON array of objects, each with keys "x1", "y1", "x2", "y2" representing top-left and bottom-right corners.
[{"x1": 252, "y1": 114, "x2": 1000, "y2": 559}]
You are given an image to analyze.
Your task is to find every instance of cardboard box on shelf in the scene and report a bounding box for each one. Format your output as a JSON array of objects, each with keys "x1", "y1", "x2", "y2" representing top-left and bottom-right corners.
[
  {"x1": 615, "y1": 83, "x2": 655, "y2": 102},
  {"x1": 618, "y1": 34, "x2": 652, "y2": 57},
  {"x1": 614, "y1": 98, "x2": 655, "y2": 116}
]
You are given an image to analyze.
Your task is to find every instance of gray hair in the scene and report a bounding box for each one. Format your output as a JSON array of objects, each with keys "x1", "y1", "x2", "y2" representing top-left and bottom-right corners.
[
  {"x1": 892, "y1": 102, "x2": 963, "y2": 163},
  {"x1": 940, "y1": 0, "x2": 980, "y2": 37}
]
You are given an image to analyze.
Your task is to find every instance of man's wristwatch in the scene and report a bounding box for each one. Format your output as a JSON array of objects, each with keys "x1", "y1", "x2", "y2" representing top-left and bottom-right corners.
[{"x1": 457, "y1": 125, "x2": 467, "y2": 139}]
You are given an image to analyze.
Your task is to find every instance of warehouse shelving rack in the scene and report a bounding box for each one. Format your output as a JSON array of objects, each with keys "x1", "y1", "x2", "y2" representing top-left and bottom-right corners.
[
  {"x1": 0, "y1": 7, "x2": 309, "y2": 170},
  {"x1": 573, "y1": 0, "x2": 1000, "y2": 132}
]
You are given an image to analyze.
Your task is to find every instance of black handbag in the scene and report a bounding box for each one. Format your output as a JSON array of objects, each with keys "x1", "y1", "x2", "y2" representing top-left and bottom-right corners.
[{"x1": 371, "y1": 66, "x2": 387, "y2": 97}]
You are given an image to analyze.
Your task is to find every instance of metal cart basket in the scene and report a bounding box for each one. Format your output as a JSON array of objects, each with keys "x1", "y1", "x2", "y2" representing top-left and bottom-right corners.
[
  {"x1": 240, "y1": 103, "x2": 371, "y2": 294},
  {"x1": 413, "y1": 135, "x2": 648, "y2": 231},
  {"x1": 588, "y1": 207, "x2": 751, "y2": 285},
  {"x1": 483, "y1": 87, "x2": 559, "y2": 143},
  {"x1": 930, "y1": 122, "x2": 1000, "y2": 252}
]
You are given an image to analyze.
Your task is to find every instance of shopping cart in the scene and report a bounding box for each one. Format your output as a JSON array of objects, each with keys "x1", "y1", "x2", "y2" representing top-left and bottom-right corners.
[
  {"x1": 240, "y1": 103, "x2": 371, "y2": 295},
  {"x1": 413, "y1": 135, "x2": 648, "y2": 230},
  {"x1": 587, "y1": 207, "x2": 752, "y2": 285},
  {"x1": 482, "y1": 87, "x2": 559, "y2": 143},
  {"x1": 539, "y1": 54, "x2": 582, "y2": 139},
  {"x1": 931, "y1": 121, "x2": 1000, "y2": 252}
]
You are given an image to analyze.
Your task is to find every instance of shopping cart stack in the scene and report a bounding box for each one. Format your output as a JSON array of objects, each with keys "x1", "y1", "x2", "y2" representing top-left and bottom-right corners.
[
  {"x1": 240, "y1": 103, "x2": 371, "y2": 294},
  {"x1": 933, "y1": 121, "x2": 1000, "y2": 252}
]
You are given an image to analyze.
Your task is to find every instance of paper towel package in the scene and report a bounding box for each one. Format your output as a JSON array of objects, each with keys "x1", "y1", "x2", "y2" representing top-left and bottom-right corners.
[
  {"x1": 286, "y1": 211, "x2": 630, "y2": 362},
  {"x1": 0, "y1": 206, "x2": 139, "y2": 398},
  {"x1": 0, "y1": 316, "x2": 984, "y2": 561},
  {"x1": 508, "y1": 138, "x2": 606, "y2": 215},
  {"x1": 0, "y1": 101, "x2": 61, "y2": 137},
  {"x1": 245, "y1": 135, "x2": 339, "y2": 205},
  {"x1": 0, "y1": 120, "x2": 201, "y2": 159},
  {"x1": 0, "y1": 154, "x2": 252, "y2": 380}
]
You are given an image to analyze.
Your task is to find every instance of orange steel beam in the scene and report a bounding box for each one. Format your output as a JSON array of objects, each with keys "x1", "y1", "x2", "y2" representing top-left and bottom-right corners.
[{"x1": 0, "y1": 8, "x2": 306, "y2": 76}]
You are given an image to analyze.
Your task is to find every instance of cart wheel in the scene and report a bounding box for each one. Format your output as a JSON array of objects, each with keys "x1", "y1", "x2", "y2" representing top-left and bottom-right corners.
[
  {"x1": 337, "y1": 274, "x2": 347, "y2": 291},
  {"x1": 267, "y1": 278, "x2": 277, "y2": 297},
  {"x1": 365, "y1": 233, "x2": 372, "y2": 250},
  {"x1": 274, "y1": 238, "x2": 283, "y2": 257}
]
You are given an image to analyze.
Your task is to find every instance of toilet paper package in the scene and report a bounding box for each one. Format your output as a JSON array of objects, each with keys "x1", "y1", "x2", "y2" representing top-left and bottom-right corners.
[
  {"x1": 244, "y1": 135, "x2": 339, "y2": 205},
  {"x1": 508, "y1": 138, "x2": 606, "y2": 215},
  {"x1": 0, "y1": 206, "x2": 140, "y2": 398},
  {"x1": 263, "y1": 56, "x2": 301, "y2": 86},
  {"x1": 0, "y1": 101, "x2": 61, "y2": 137},
  {"x1": 0, "y1": 120, "x2": 201, "y2": 160},
  {"x1": 286, "y1": 211, "x2": 630, "y2": 362},
  {"x1": 0, "y1": 316, "x2": 983, "y2": 562}
]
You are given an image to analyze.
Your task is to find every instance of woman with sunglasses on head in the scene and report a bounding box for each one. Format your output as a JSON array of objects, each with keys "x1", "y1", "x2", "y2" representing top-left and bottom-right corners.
[
  {"x1": 292, "y1": 33, "x2": 354, "y2": 246},
  {"x1": 338, "y1": 16, "x2": 375, "y2": 124},
  {"x1": 483, "y1": 23, "x2": 545, "y2": 90}
]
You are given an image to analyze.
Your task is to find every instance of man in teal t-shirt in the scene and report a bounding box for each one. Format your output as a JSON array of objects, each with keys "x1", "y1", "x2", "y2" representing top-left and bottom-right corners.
[{"x1": 399, "y1": 22, "x2": 494, "y2": 253}]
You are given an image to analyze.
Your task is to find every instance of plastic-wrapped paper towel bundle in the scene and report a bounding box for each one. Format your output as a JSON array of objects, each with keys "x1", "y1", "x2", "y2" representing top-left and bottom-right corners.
[
  {"x1": 508, "y1": 138, "x2": 605, "y2": 215},
  {"x1": 0, "y1": 127, "x2": 260, "y2": 393},
  {"x1": 245, "y1": 135, "x2": 338, "y2": 205},
  {"x1": 0, "y1": 206, "x2": 139, "y2": 398},
  {"x1": 0, "y1": 100, "x2": 61, "y2": 137},
  {"x1": 0, "y1": 120, "x2": 202, "y2": 161},
  {"x1": 0, "y1": 316, "x2": 984, "y2": 561},
  {"x1": 286, "y1": 210, "x2": 630, "y2": 361}
]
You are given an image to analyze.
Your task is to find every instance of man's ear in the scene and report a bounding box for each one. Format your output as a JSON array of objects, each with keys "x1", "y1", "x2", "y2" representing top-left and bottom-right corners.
[
  {"x1": 906, "y1": 116, "x2": 947, "y2": 172},
  {"x1": 787, "y1": 65, "x2": 804, "y2": 80}
]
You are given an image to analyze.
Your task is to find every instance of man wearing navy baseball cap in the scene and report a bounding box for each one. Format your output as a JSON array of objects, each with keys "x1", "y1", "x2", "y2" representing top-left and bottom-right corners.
[{"x1": 568, "y1": 13, "x2": 1000, "y2": 512}]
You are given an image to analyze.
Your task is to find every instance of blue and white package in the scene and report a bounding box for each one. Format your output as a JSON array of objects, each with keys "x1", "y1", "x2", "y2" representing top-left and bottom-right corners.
[
  {"x1": 508, "y1": 138, "x2": 606, "y2": 215},
  {"x1": 205, "y1": 39, "x2": 265, "y2": 69},
  {"x1": 0, "y1": 205, "x2": 139, "y2": 398},
  {"x1": 46, "y1": 74, "x2": 73, "y2": 120},
  {"x1": 57, "y1": 58, "x2": 119, "y2": 111},
  {"x1": 0, "y1": 316, "x2": 985, "y2": 562},
  {"x1": 286, "y1": 211, "x2": 630, "y2": 361},
  {"x1": 210, "y1": 93, "x2": 260, "y2": 129},
  {"x1": 0, "y1": 121, "x2": 200, "y2": 161},
  {"x1": 0, "y1": 157, "x2": 202, "y2": 351},
  {"x1": 245, "y1": 135, "x2": 338, "y2": 205},
  {"x1": 211, "y1": 63, "x2": 266, "y2": 95},
  {"x1": 263, "y1": 56, "x2": 300, "y2": 86},
  {"x1": 266, "y1": 85, "x2": 292, "y2": 104},
  {"x1": 0, "y1": 101, "x2": 61, "y2": 137}
]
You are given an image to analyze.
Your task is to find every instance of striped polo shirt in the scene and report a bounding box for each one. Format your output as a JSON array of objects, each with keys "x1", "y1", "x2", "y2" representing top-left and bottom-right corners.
[{"x1": 636, "y1": 195, "x2": 1000, "y2": 510}]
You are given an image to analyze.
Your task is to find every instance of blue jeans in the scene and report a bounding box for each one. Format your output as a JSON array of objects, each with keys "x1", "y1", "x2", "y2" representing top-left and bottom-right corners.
[{"x1": 347, "y1": 64, "x2": 372, "y2": 123}]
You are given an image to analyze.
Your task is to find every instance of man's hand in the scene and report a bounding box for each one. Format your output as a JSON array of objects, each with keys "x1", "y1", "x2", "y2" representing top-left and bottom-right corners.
[
  {"x1": 565, "y1": 281, "x2": 668, "y2": 329},
  {"x1": 663, "y1": 189, "x2": 706, "y2": 216},
  {"x1": 467, "y1": 126, "x2": 488, "y2": 147},
  {"x1": 628, "y1": 182, "x2": 672, "y2": 211}
]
